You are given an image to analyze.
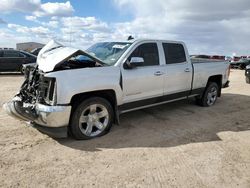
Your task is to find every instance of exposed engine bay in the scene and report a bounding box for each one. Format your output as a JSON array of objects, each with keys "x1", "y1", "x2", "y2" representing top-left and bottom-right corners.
[
  {"x1": 36, "y1": 40, "x2": 105, "y2": 73},
  {"x1": 54, "y1": 53, "x2": 103, "y2": 71},
  {"x1": 18, "y1": 64, "x2": 53, "y2": 105},
  {"x1": 9, "y1": 64, "x2": 53, "y2": 121},
  {"x1": 18, "y1": 53, "x2": 102, "y2": 105},
  {"x1": 10, "y1": 52, "x2": 102, "y2": 122},
  {"x1": 5, "y1": 40, "x2": 106, "y2": 123}
]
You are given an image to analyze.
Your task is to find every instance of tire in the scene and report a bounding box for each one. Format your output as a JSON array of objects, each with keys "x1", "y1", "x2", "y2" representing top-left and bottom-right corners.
[
  {"x1": 246, "y1": 77, "x2": 250, "y2": 84},
  {"x1": 196, "y1": 82, "x2": 219, "y2": 107},
  {"x1": 20, "y1": 66, "x2": 25, "y2": 75},
  {"x1": 240, "y1": 64, "x2": 245, "y2": 70},
  {"x1": 70, "y1": 97, "x2": 114, "y2": 140}
]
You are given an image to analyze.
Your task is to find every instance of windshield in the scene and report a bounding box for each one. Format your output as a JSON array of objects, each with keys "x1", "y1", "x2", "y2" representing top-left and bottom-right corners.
[{"x1": 86, "y1": 42, "x2": 131, "y2": 65}]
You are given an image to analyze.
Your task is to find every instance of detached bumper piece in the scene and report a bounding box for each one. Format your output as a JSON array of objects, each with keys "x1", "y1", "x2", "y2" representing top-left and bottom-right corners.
[
  {"x1": 3, "y1": 99, "x2": 71, "y2": 138},
  {"x1": 222, "y1": 81, "x2": 230, "y2": 88}
]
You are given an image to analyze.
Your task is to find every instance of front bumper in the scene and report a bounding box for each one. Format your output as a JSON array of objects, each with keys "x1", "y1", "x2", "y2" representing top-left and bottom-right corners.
[{"x1": 3, "y1": 100, "x2": 71, "y2": 138}]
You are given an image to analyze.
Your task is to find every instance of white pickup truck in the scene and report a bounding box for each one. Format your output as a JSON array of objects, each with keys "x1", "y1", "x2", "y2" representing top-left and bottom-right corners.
[{"x1": 4, "y1": 39, "x2": 230, "y2": 139}]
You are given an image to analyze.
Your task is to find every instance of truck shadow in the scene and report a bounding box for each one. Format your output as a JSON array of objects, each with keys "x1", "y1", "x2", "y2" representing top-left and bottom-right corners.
[{"x1": 57, "y1": 93, "x2": 250, "y2": 151}]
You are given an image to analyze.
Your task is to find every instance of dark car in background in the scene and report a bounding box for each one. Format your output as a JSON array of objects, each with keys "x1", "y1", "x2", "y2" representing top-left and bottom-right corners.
[
  {"x1": 246, "y1": 65, "x2": 250, "y2": 84},
  {"x1": 231, "y1": 58, "x2": 250, "y2": 69},
  {"x1": 0, "y1": 49, "x2": 36, "y2": 73}
]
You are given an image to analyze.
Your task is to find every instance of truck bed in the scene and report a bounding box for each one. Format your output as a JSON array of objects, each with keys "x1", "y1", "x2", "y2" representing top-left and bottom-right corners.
[{"x1": 191, "y1": 58, "x2": 229, "y2": 90}]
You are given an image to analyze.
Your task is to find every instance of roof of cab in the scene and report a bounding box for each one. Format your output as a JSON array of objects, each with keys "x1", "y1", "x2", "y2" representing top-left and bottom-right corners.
[{"x1": 101, "y1": 38, "x2": 184, "y2": 44}]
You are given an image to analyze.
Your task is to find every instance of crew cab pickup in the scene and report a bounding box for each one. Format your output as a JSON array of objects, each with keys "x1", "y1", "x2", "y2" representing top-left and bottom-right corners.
[{"x1": 3, "y1": 39, "x2": 230, "y2": 139}]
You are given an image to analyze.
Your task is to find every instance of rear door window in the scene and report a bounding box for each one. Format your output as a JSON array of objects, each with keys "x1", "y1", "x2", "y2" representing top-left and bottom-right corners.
[
  {"x1": 163, "y1": 43, "x2": 186, "y2": 64},
  {"x1": 129, "y1": 43, "x2": 159, "y2": 66},
  {"x1": 3, "y1": 51, "x2": 21, "y2": 58}
]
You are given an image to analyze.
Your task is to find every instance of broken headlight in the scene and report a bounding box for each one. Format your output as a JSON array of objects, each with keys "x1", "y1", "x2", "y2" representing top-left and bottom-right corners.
[{"x1": 38, "y1": 75, "x2": 57, "y2": 106}]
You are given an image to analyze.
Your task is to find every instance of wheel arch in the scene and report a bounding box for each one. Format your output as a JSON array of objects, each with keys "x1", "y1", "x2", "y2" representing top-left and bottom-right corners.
[
  {"x1": 70, "y1": 89, "x2": 119, "y2": 124},
  {"x1": 206, "y1": 75, "x2": 222, "y2": 97}
]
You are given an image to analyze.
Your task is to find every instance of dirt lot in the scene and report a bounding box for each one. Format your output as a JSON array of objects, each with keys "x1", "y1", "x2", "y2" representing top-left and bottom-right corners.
[{"x1": 0, "y1": 70, "x2": 249, "y2": 188}]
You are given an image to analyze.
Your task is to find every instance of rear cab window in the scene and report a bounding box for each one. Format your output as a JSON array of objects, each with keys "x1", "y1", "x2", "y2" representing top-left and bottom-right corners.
[
  {"x1": 129, "y1": 43, "x2": 159, "y2": 66},
  {"x1": 162, "y1": 43, "x2": 186, "y2": 64}
]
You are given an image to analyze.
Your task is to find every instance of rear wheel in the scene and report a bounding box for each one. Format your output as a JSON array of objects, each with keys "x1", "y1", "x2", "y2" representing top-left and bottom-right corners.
[
  {"x1": 196, "y1": 82, "x2": 219, "y2": 107},
  {"x1": 70, "y1": 97, "x2": 114, "y2": 140},
  {"x1": 20, "y1": 67, "x2": 25, "y2": 74}
]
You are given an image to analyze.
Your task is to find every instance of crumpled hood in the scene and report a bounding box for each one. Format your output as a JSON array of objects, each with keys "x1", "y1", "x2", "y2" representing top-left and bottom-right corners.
[{"x1": 37, "y1": 40, "x2": 102, "y2": 73}]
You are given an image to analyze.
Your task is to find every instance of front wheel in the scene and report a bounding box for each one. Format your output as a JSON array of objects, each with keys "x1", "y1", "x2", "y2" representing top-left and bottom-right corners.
[
  {"x1": 196, "y1": 82, "x2": 219, "y2": 107},
  {"x1": 70, "y1": 97, "x2": 114, "y2": 140}
]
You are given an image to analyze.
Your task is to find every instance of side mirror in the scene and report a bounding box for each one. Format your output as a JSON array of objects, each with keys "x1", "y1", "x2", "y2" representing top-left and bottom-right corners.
[{"x1": 124, "y1": 57, "x2": 144, "y2": 69}]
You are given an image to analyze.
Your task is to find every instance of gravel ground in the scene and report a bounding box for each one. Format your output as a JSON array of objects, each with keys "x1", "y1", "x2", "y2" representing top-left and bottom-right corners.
[{"x1": 0, "y1": 70, "x2": 249, "y2": 188}]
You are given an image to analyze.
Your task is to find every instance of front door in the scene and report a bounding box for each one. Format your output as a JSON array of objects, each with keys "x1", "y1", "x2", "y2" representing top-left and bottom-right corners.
[{"x1": 121, "y1": 42, "x2": 165, "y2": 107}]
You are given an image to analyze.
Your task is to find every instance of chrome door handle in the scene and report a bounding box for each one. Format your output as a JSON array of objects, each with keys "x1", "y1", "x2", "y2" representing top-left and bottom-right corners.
[
  {"x1": 184, "y1": 68, "x2": 191, "y2": 72},
  {"x1": 154, "y1": 71, "x2": 164, "y2": 76}
]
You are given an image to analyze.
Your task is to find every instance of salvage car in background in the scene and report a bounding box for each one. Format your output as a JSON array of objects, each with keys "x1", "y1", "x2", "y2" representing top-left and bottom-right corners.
[
  {"x1": 231, "y1": 58, "x2": 250, "y2": 69},
  {"x1": 0, "y1": 49, "x2": 36, "y2": 73},
  {"x1": 246, "y1": 65, "x2": 250, "y2": 84}
]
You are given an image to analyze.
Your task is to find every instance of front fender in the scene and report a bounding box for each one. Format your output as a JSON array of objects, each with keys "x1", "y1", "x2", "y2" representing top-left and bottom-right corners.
[{"x1": 45, "y1": 66, "x2": 123, "y2": 105}]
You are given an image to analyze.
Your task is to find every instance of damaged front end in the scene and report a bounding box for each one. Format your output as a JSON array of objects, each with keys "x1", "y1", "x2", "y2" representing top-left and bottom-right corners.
[
  {"x1": 4, "y1": 64, "x2": 40, "y2": 121},
  {"x1": 3, "y1": 40, "x2": 106, "y2": 138},
  {"x1": 3, "y1": 64, "x2": 71, "y2": 138}
]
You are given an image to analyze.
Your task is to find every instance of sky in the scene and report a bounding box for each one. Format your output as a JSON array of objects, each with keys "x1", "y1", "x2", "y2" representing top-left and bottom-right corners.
[{"x1": 0, "y1": 0, "x2": 250, "y2": 56}]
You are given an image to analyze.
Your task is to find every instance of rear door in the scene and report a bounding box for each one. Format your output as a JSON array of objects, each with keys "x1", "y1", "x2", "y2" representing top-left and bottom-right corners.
[
  {"x1": 162, "y1": 43, "x2": 192, "y2": 96},
  {"x1": 2, "y1": 50, "x2": 25, "y2": 71},
  {"x1": 121, "y1": 42, "x2": 165, "y2": 106}
]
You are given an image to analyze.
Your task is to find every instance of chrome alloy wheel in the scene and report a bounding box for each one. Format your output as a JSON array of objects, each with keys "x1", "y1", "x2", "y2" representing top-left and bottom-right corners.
[
  {"x1": 207, "y1": 86, "x2": 218, "y2": 106},
  {"x1": 78, "y1": 104, "x2": 109, "y2": 137}
]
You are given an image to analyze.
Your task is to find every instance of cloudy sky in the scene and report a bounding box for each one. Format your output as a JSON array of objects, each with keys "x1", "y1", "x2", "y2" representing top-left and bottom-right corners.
[{"x1": 0, "y1": 0, "x2": 249, "y2": 56}]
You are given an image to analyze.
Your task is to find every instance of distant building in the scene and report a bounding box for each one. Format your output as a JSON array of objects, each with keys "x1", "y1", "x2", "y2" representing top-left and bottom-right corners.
[{"x1": 16, "y1": 42, "x2": 44, "y2": 52}]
